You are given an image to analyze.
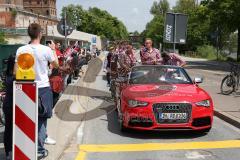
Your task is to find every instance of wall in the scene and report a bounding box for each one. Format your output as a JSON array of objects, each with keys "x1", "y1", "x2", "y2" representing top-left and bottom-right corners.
[
  {"x1": 6, "y1": 35, "x2": 30, "y2": 44},
  {"x1": 0, "y1": 12, "x2": 15, "y2": 27}
]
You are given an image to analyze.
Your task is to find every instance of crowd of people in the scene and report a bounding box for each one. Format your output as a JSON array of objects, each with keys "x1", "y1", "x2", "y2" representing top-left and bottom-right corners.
[
  {"x1": 2, "y1": 23, "x2": 97, "y2": 160},
  {"x1": 1, "y1": 23, "x2": 186, "y2": 160},
  {"x1": 103, "y1": 38, "x2": 186, "y2": 97}
]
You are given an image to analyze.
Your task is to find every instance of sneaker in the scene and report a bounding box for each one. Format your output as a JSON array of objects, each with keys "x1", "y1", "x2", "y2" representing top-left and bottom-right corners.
[
  {"x1": 38, "y1": 150, "x2": 48, "y2": 160},
  {"x1": 45, "y1": 137, "x2": 56, "y2": 145}
]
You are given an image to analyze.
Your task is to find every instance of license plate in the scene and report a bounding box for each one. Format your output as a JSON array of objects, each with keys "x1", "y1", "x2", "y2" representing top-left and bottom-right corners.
[{"x1": 159, "y1": 113, "x2": 187, "y2": 120}]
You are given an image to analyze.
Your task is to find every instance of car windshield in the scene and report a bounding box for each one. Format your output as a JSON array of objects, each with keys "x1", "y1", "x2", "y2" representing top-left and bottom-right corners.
[{"x1": 129, "y1": 66, "x2": 192, "y2": 85}]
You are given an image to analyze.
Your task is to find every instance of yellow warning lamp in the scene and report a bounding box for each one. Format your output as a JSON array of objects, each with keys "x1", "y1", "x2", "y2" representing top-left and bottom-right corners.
[{"x1": 16, "y1": 53, "x2": 35, "y2": 81}]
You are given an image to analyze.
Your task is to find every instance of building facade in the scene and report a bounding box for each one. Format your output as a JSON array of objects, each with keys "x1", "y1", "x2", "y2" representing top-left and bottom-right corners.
[
  {"x1": 23, "y1": 0, "x2": 57, "y2": 18},
  {"x1": 0, "y1": 0, "x2": 58, "y2": 29}
]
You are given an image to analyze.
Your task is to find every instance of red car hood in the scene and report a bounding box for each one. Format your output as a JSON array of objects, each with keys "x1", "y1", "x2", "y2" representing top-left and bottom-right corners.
[{"x1": 122, "y1": 84, "x2": 210, "y2": 103}]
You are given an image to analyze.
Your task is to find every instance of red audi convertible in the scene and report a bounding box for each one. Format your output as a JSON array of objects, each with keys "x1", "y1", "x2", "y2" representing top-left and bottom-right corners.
[{"x1": 115, "y1": 65, "x2": 213, "y2": 133}]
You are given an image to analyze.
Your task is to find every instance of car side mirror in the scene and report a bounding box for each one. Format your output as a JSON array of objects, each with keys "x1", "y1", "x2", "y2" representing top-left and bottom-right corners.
[{"x1": 193, "y1": 77, "x2": 203, "y2": 84}]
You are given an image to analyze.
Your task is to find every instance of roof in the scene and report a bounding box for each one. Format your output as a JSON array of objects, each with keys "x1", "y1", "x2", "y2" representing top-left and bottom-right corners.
[{"x1": 47, "y1": 25, "x2": 100, "y2": 42}]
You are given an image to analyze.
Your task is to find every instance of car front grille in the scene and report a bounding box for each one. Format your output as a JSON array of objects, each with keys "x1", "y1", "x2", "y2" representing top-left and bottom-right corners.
[{"x1": 153, "y1": 103, "x2": 192, "y2": 124}]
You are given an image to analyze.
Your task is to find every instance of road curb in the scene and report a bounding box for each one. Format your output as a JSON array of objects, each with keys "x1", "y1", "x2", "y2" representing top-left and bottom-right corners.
[{"x1": 214, "y1": 109, "x2": 240, "y2": 129}]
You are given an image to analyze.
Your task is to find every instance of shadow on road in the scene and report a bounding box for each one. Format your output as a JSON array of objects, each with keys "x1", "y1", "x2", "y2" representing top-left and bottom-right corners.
[
  {"x1": 83, "y1": 57, "x2": 103, "y2": 83},
  {"x1": 54, "y1": 85, "x2": 114, "y2": 122}
]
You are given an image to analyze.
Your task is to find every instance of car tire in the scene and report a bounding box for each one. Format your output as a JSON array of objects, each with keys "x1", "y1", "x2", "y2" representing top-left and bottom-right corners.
[
  {"x1": 119, "y1": 116, "x2": 128, "y2": 132},
  {"x1": 117, "y1": 100, "x2": 128, "y2": 132}
]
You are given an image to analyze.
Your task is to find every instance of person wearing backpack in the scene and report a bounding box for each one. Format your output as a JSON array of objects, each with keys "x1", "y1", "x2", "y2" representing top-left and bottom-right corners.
[{"x1": 49, "y1": 68, "x2": 64, "y2": 106}]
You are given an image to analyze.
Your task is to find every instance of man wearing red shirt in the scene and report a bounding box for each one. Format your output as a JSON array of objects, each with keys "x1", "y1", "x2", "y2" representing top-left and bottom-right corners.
[{"x1": 55, "y1": 42, "x2": 64, "y2": 66}]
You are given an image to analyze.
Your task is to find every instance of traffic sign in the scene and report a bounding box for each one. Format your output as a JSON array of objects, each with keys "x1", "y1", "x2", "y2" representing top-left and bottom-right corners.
[
  {"x1": 13, "y1": 82, "x2": 38, "y2": 160},
  {"x1": 163, "y1": 13, "x2": 188, "y2": 44},
  {"x1": 57, "y1": 19, "x2": 74, "y2": 36}
]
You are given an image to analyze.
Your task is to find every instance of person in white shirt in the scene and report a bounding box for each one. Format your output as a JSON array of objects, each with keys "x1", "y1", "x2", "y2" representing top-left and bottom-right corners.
[{"x1": 14, "y1": 23, "x2": 59, "y2": 159}]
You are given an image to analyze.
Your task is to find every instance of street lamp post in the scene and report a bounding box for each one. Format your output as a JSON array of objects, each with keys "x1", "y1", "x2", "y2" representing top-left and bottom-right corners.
[{"x1": 64, "y1": 9, "x2": 67, "y2": 48}]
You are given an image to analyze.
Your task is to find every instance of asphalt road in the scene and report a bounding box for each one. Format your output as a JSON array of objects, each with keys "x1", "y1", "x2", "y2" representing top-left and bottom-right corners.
[
  {"x1": 1, "y1": 56, "x2": 240, "y2": 160},
  {"x1": 60, "y1": 56, "x2": 240, "y2": 160}
]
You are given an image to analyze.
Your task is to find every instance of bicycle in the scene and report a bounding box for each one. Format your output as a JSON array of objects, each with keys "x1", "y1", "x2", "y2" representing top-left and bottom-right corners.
[{"x1": 221, "y1": 62, "x2": 240, "y2": 95}]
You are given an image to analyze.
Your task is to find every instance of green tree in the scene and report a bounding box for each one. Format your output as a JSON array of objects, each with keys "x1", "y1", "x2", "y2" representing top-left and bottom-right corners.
[
  {"x1": 173, "y1": 0, "x2": 211, "y2": 51},
  {"x1": 143, "y1": 0, "x2": 170, "y2": 47},
  {"x1": 150, "y1": 0, "x2": 170, "y2": 16},
  {"x1": 62, "y1": 5, "x2": 129, "y2": 40},
  {"x1": 144, "y1": 16, "x2": 165, "y2": 47},
  {"x1": 202, "y1": 0, "x2": 240, "y2": 61},
  {"x1": 0, "y1": 32, "x2": 7, "y2": 44},
  {"x1": 173, "y1": 0, "x2": 196, "y2": 13}
]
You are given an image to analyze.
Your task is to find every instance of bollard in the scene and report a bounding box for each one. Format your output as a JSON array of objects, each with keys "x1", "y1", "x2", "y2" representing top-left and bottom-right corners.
[{"x1": 13, "y1": 53, "x2": 38, "y2": 160}]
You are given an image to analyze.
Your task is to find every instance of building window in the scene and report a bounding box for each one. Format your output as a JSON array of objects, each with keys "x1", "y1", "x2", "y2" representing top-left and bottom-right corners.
[
  {"x1": 30, "y1": 9, "x2": 33, "y2": 13},
  {"x1": 37, "y1": 0, "x2": 40, "y2": 4},
  {"x1": 46, "y1": 10, "x2": 49, "y2": 15},
  {"x1": 29, "y1": 0, "x2": 31, "y2": 4},
  {"x1": 44, "y1": 0, "x2": 48, "y2": 4}
]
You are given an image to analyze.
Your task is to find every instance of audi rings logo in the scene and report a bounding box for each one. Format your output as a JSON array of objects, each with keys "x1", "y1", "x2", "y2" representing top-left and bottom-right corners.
[{"x1": 165, "y1": 105, "x2": 180, "y2": 110}]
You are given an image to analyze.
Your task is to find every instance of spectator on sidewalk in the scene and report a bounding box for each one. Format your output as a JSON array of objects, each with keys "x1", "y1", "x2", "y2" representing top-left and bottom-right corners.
[
  {"x1": 55, "y1": 42, "x2": 64, "y2": 66},
  {"x1": 14, "y1": 23, "x2": 59, "y2": 160},
  {"x1": 3, "y1": 54, "x2": 15, "y2": 160}
]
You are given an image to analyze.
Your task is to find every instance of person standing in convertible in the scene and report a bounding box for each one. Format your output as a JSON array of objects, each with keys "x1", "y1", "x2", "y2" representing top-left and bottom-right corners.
[
  {"x1": 161, "y1": 51, "x2": 186, "y2": 67},
  {"x1": 140, "y1": 38, "x2": 162, "y2": 65},
  {"x1": 119, "y1": 43, "x2": 136, "y2": 76}
]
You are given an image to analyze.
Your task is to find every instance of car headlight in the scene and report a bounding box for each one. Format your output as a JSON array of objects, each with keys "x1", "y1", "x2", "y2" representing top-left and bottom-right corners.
[
  {"x1": 195, "y1": 100, "x2": 211, "y2": 107},
  {"x1": 128, "y1": 100, "x2": 148, "y2": 108}
]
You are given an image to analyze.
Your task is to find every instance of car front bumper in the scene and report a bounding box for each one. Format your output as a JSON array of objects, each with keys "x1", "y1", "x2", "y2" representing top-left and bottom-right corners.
[{"x1": 122, "y1": 102, "x2": 213, "y2": 131}]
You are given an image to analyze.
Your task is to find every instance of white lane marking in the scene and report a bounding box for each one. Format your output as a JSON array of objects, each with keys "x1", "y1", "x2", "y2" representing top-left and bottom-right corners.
[
  {"x1": 185, "y1": 151, "x2": 212, "y2": 159},
  {"x1": 77, "y1": 121, "x2": 85, "y2": 144},
  {"x1": 15, "y1": 90, "x2": 36, "y2": 122}
]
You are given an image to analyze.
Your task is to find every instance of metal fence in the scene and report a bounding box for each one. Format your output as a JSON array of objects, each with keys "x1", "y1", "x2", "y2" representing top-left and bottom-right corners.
[{"x1": 0, "y1": 28, "x2": 28, "y2": 36}]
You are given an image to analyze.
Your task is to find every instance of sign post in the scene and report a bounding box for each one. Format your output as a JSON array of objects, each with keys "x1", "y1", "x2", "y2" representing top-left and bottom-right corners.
[
  {"x1": 13, "y1": 53, "x2": 38, "y2": 160},
  {"x1": 163, "y1": 13, "x2": 188, "y2": 52},
  {"x1": 57, "y1": 10, "x2": 74, "y2": 48}
]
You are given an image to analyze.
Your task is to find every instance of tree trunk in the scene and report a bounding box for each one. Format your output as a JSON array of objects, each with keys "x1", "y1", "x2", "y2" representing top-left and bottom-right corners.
[{"x1": 238, "y1": 28, "x2": 240, "y2": 62}]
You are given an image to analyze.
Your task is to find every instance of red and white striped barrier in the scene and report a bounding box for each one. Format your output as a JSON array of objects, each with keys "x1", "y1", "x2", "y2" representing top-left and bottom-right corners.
[{"x1": 13, "y1": 82, "x2": 38, "y2": 160}]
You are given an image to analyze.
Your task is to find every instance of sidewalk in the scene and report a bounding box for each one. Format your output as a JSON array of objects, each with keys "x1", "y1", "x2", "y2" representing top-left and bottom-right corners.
[
  {"x1": 45, "y1": 55, "x2": 105, "y2": 160},
  {"x1": 184, "y1": 56, "x2": 240, "y2": 129}
]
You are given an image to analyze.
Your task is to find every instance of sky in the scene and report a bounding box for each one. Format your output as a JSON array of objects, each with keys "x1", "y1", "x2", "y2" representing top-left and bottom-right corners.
[{"x1": 57, "y1": 0, "x2": 178, "y2": 32}]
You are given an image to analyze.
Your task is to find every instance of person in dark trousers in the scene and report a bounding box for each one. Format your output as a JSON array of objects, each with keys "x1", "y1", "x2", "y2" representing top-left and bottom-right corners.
[
  {"x1": 105, "y1": 47, "x2": 114, "y2": 86},
  {"x1": 3, "y1": 54, "x2": 15, "y2": 160},
  {"x1": 14, "y1": 23, "x2": 59, "y2": 159}
]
